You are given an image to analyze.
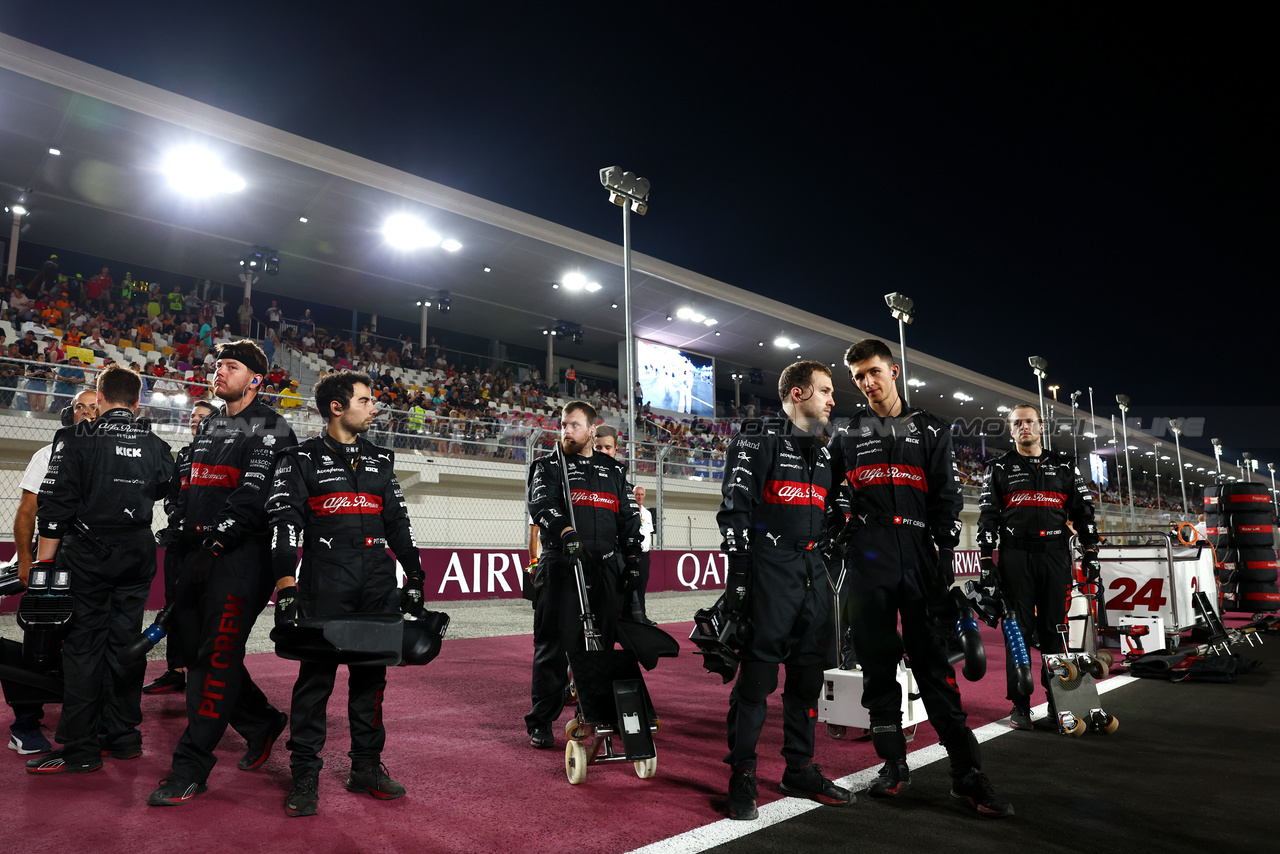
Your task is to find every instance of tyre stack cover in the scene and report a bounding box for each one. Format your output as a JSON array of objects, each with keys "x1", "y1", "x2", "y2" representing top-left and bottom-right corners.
[{"x1": 1209, "y1": 483, "x2": 1280, "y2": 611}]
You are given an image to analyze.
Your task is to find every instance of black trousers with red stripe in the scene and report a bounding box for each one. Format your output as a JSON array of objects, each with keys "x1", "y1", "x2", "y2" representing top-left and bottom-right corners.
[
  {"x1": 997, "y1": 545, "x2": 1072, "y2": 705},
  {"x1": 168, "y1": 535, "x2": 282, "y2": 784}
]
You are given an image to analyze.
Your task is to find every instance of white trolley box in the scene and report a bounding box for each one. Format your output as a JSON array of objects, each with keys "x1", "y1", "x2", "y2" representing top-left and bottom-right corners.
[
  {"x1": 818, "y1": 661, "x2": 928, "y2": 740},
  {"x1": 1095, "y1": 531, "x2": 1218, "y2": 650}
]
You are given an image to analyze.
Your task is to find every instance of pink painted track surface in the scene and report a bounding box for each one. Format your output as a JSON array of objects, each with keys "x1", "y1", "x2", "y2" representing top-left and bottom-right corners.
[{"x1": 3, "y1": 622, "x2": 1028, "y2": 854}]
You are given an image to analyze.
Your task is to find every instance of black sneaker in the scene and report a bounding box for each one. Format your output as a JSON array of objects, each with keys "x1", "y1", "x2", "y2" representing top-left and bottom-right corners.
[
  {"x1": 147, "y1": 776, "x2": 208, "y2": 806},
  {"x1": 529, "y1": 724, "x2": 554, "y2": 749},
  {"x1": 726, "y1": 765, "x2": 759, "y2": 820},
  {"x1": 868, "y1": 759, "x2": 911, "y2": 798},
  {"x1": 25, "y1": 748, "x2": 103, "y2": 775},
  {"x1": 142, "y1": 669, "x2": 186, "y2": 694},
  {"x1": 951, "y1": 769, "x2": 1014, "y2": 818},
  {"x1": 239, "y1": 710, "x2": 288, "y2": 770},
  {"x1": 779, "y1": 763, "x2": 854, "y2": 805},
  {"x1": 285, "y1": 773, "x2": 320, "y2": 817},
  {"x1": 1009, "y1": 705, "x2": 1034, "y2": 731},
  {"x1": 347, "y1": 763, "x2": 406, "y2": 800}
]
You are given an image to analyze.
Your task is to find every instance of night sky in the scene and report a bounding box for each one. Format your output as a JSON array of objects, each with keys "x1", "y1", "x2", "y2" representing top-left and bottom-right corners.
[{"x1": 2, "y1": 5, "x2": 1276, "y2": 462}]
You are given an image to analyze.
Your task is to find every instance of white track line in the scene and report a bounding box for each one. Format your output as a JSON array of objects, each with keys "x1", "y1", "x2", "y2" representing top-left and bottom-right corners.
[{"x1": 628, "y1": 675, "x2": 1138, "y2": 854}]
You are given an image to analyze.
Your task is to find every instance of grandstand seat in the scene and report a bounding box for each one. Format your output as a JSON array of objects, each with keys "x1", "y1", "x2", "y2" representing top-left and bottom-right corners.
[
  {"x1": 117, "y1": 339, "x2": 131, "y2": 349},
  {"x1": 161, "y1": 346, "x2": 175, "y2": 357},
  {"x1": 139, "y1": 342, "x2": 155, "y2": 353},
  {"x1": 145, "y1": 350, "x2": 162, "y2": 363},
  {"x1": 123, "y1": 347, "x2": 141, "y2": 362}
]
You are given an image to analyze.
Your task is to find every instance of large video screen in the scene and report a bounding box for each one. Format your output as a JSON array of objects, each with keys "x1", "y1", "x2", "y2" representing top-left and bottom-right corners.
[
  {"x1": 635, "y1": 339, "x2": 715, "y2": 417},
  {"x1": 1089, "y1": 452, "x2": 1110, "y2": 490}
]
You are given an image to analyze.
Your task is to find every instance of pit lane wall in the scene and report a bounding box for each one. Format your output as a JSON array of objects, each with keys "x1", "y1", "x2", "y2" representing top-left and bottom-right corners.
[
  {"x1": 415, "y1": 547, "x2": 989, "y2": 600},
  {"x1": 0, "y1": 544, "x2": 990, "y2": 612}
]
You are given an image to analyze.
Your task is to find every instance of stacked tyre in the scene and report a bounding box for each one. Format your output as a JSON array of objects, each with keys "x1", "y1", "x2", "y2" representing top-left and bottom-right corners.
[{"x1": 1205, "y1": 483, "x2": 1280, "y2": 612}]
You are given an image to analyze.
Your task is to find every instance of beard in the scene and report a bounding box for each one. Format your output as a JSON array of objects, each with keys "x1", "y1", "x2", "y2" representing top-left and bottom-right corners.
[
  {"x1": 561, "y1": 435, "x2": 588, "y2": 455},
  {"x1": 215, "y1": 380, "x2": 247, "y2": 402}
]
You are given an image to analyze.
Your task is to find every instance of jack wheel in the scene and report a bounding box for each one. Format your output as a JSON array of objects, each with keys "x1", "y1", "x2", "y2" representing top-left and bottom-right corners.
[
  {"x1": 1084, "y1": 656, "x2": 1107, "y2": 680},
  {"x1": 565, "y1": 720, "x2": 590, "y2": 741},
  {"x1": 1056, "y1": 659, "x2": 1079, "y2": 684},
  {"x1": 1062, "y1": 717, "x2": 1086, "y2": 737},
  {"x1": 565, "y1": 740, "x2": 587, "y2": 785},
  {"x1": 1103, "y1": 714, "x2": 1119, "y2": 735},
  {"x1": 827, "y1": 724, "x2": 847, "y2": 740},
  {"x1": 635, "y1": 756, "x2": 657, "y2": 779},
  {"x1": 1097, "y1": 649, "x2": 1114, "y2": 670}
]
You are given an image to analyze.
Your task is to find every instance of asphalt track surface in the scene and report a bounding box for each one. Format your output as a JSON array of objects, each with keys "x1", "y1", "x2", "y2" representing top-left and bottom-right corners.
[{"x1": 675, "y1": 631, "x2": 1279, "y2": 854}]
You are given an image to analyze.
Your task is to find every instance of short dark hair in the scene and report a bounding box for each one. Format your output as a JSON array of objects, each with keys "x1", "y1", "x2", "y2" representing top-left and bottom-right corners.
[
  {"x1": 777, "y1": 360, "x2": 832, "y2": 402},
  {"x1": 595, "y1": 424, "x2": 619, "y2": 443},
  {"x1": 97, "y1": 364, "x2": 141, "y2": 407},
  {"x1": 844, "y1": 338, "x2": 895, "y2": 367},
  {"x1": 314, "y1": 370, "x2": 372, "y2": 421},
  {"x1": 563, "y1": 399, "x2": 597, "y2": 423},
  {"x1": 192, "y1": 400, "x2": 219, "y2": 416}
]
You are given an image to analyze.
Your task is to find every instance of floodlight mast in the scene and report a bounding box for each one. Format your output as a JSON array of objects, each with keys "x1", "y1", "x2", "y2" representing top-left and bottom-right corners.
[
  {"x1": 884, "y1": 292, "x2": 914, "y2": 406},
  {"x1": 1116, "y1": 394, "x2": 1134, "y2": 526},
  {"x1": 600, "y1": 166, "x2": 651, "y2": 480},
  {"x1": 1169, "y1": 419, "x2": 1189, "y2": 519},
  {"x1": 1088, "y1": 387, "x2": 1098, "y2": 454},
  {"x1": 1268, "y1": 462, "x2": 1277, "y2": 516},
  {"x1": 1029, "y1": 357, "x2": 1049, "y2": 450},
  {"x1": 1070, "y1": 390, "x2": 1081, "y2": 463},
  {"x1": 1153, "y1": 441, "x2": 1163, "y2": 511}
]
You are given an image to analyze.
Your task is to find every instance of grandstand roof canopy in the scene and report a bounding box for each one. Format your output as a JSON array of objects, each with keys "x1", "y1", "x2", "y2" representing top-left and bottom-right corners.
[{"x1": 0, "y1": 34, "x2": 1235, "y2": 482}]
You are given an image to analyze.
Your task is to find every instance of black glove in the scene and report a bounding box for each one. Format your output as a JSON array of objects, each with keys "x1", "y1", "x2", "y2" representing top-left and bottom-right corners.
[
  {"x1": 275, "y1": 586, "x2": 299, "y2": 627},
  {"x1": 1081, "y1": 550, "x2": 1102, "y2": 585},
  {"x1": 561, "y1": 528, "x2": 583, "y2": 561},
  {"x1": 400, "y1": 572, "x2": 425, "y2": 617},
  {"x1": 977, "y1": 556, "x2": 997, "y2": 593},
  {"x1": 724, "y1": 553, "x2": 753, "y2": 618},
  {"x1": 819, "y1": 505, "x2": 847, "y2": 561},
  {"x1": 620, "y1": 553, "x2": 642, "y2": 597},
  {"x1": 936, "y1": 547, "x2": 956, "y2": 588},
  {"x1": 185, "y1": 537, "x2": 224, "y2": 583},
  {"x1": 155, "y1": 524, "x2": 180, "y2": 550},
  {"x1": 836, "y1": 516, "x2": 861, "y2": 551}
]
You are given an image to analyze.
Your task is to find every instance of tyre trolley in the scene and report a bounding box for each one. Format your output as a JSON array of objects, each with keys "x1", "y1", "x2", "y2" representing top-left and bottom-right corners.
[{"x1": 555, "y1": 445, "x2": 677, "y2": 785}]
